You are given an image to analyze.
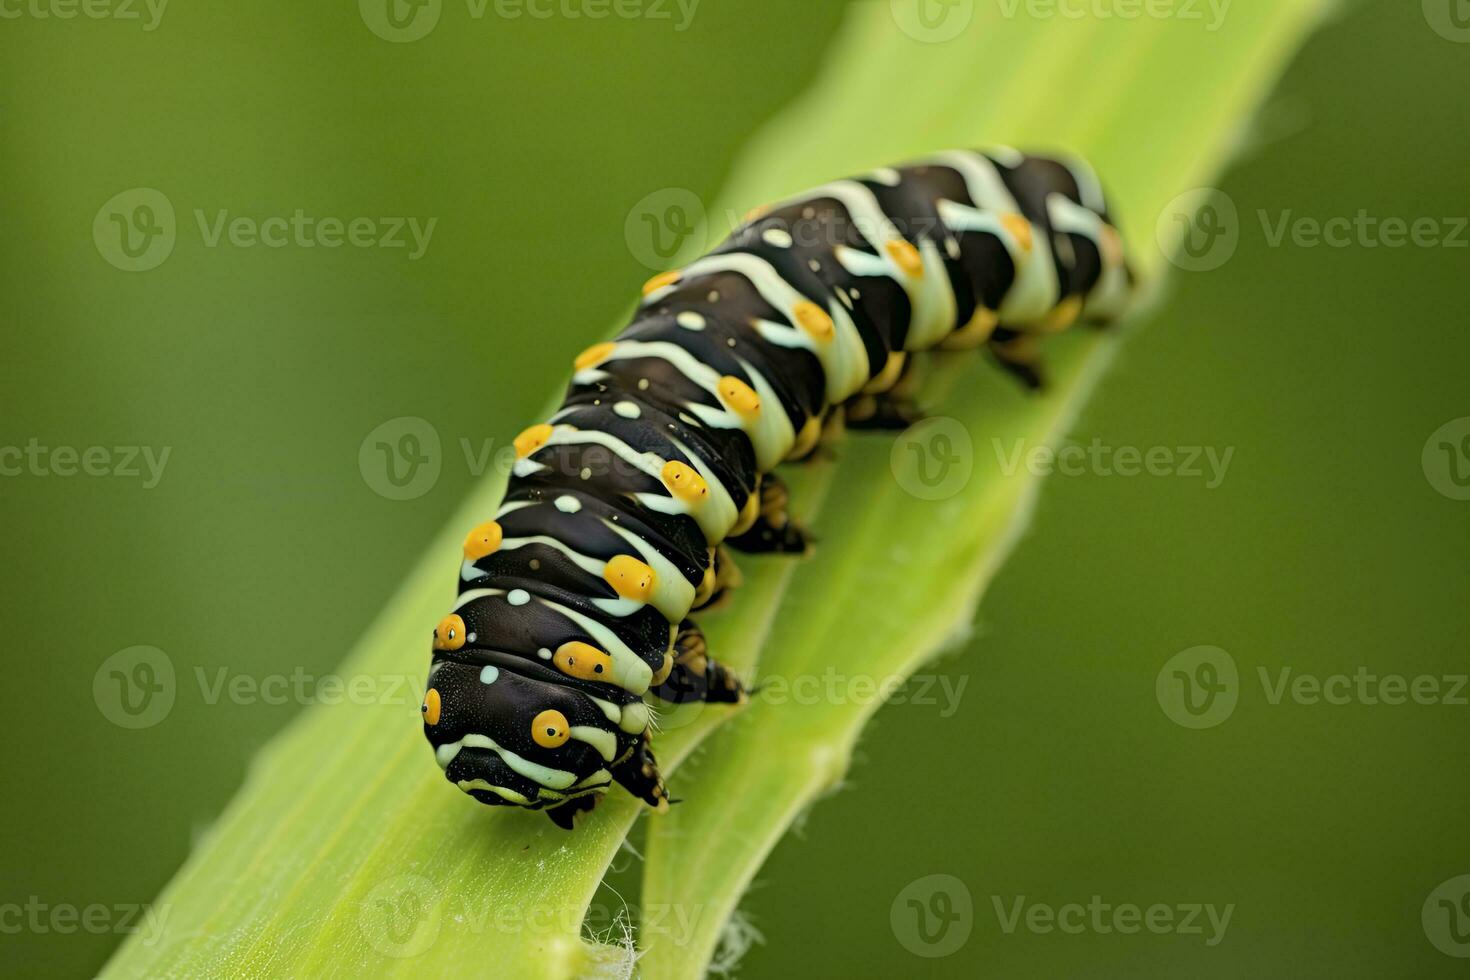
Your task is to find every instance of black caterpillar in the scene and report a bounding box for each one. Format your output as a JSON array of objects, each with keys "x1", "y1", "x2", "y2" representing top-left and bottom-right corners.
[{"x1": 422, "y1": 149, "x2": 1134, "y2": 828}]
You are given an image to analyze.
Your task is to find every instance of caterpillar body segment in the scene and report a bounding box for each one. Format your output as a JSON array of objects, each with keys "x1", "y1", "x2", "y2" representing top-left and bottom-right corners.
[{"x1": 423, "y1": 149, "x2": 1135, "y2": 827}]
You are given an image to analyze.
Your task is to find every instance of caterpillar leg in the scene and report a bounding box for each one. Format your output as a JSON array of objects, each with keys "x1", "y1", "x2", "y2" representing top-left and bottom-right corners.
[
  {"x1": 788, "y1": 410, "x2": 845, "y2": 464},
  {"x1": 988, "y1": 329, "x2": 1047, "y2": 390},
  {"x1": 726, "y1": 473, "x2": 814, "y2": 556},
  {"x1": 691, "y1": 546, "x2": 743, "y2": 611},
  {"x1": 609, "y1": 733, "x2": 669, "y2": 812},
  {"x1": 651, "y1": 618, "x2": 747, "y2": 705},
  {"x1": 545, "y1": 793, "x2": 600, "y2": 830},
  {"x1": 844, "y1": 391, "x2": 923, "y2": 430},
  {"x1": 845, "y1": 353, "x2": 923, "y2": 430}
]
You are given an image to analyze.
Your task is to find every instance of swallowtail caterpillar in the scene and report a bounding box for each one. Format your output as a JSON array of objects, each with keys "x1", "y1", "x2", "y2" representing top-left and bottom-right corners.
[{"x1": 423, "y1": 149, "x2": 1135, "y2": 828}]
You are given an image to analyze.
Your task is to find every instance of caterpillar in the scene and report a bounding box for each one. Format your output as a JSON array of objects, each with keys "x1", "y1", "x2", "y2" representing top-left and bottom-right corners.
[{"x1": 422, "y1": 148, "x2": 1135, "y2": 829}]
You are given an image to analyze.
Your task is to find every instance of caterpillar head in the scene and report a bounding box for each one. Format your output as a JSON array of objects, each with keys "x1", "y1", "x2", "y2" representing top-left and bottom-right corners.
[{"x1": 422, "y1": 659, "x2": 621, "y2": 809}]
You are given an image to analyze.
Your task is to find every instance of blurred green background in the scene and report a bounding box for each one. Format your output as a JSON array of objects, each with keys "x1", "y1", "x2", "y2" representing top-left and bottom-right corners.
[{"x1": 3, "y1": 0, "x2": 1468, "y2": 977}]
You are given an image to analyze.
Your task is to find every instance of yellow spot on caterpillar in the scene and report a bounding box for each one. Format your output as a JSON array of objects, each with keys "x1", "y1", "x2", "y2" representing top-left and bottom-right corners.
[
  {"x1": 604, "y1": 555, "x2": 657, "y2": 602},
  {"x1": 574, "y1": 342, "x2": 617, "y2": 372},
  {"x1": 433, "y1": 613, "x2": 466, "y2": 652},
  {"x1": 532, "y1": 709, "x2": 570, "y2": 749},
  {"x1": 513, "y1": 423, "x2": 554, "y2": 458},
  {"x1": 793, "y1": 301, "x2": 833, "y2": 341},
  {"x1": 642, "y1": 271, "x2": 681, "y2": 296},
  {"x1": 661, "y1": 460, "x2": 709, "y2": 503},
  {"x1": 554, "y1": 641, "x2": 613, "y2": 682},
  {"x1": 861, "y1": 351, "x2": 907, "y2": 394},
  {"x1": 462, "y1": 520, "x2": 503, "y2": 561},
  {"x1": 422, "y1": 688, "x2": 441, "y2": 726},
  {"x1": 885, "y1": 239, "x2": 924, "y2": 277},
  {"x1": 743, "y1": 204, "x2": 770, "y2": 224},
  {"x1": 940, "y1": 307, "x2": 999, "y2": 350},
  {"x1": 718, "y1": 375, "x2": 761, "y2": 419},
  {"x1": 1100, "y1": 224, "x2": 1124, "y2": 267},
  {"x1": 1038, "y1": 296, "x2": 1084, "y2": 334},
  {"x1": 1001, "y1": 213, "x2": 1034, "y2": 254}
]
